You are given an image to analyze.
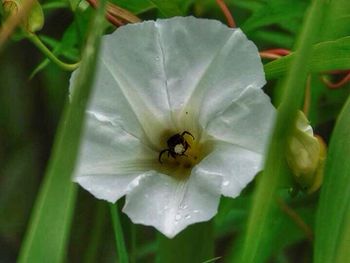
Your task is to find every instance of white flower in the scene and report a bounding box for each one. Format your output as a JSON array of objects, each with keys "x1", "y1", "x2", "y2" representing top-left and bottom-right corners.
[{"x1": 71, "y1": 17, "x2": 275, "y2": 238}]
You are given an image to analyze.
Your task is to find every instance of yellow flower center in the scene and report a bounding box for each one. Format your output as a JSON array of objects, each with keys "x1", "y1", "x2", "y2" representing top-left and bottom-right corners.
[{"x1": 154, "y1": 129, "x2": 212, "y2": 180}]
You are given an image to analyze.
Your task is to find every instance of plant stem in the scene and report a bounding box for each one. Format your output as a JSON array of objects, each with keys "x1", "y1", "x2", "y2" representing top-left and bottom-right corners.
[
  {"x1": 26, "y1": 33, "x2": 80, "y2": 71},
  {"x1": 110, "y1": 203, "x2": 129, "y2": 263}
]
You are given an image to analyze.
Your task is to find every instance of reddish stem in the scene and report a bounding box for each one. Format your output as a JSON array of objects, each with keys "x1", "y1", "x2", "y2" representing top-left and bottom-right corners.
[
  {"x1": 86, "y1": 0, "x2": 124, "y2": 27},
  {"x1": 263, "y1": 48, "x2": 291, "y2": 56},
  {"x1": 259, "y1": 52, "x2": 282, "y2": 60},
  {"x1": 216, "y1": 0, "x2": 236, "y2": 28},
  {"x1": 321, "y1": 71, "x2": 350, "y2": 89},
  {"x1": 259, "y1": 48, "x2": 291, "y2": 60}
]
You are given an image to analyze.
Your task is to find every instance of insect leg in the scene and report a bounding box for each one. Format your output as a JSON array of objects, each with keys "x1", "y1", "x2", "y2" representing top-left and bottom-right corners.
[
  {"x1": 159, "y1": 149, "x2": 169, "y2": 163},
  {"x1": 182, "y1": 131, "x2": 195, "y2": 140}
]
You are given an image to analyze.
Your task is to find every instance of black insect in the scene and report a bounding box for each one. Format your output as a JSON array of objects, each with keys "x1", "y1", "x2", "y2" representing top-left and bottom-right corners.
[{"x1": 158, "y1": 131, "x2": 195, "y2": 163}]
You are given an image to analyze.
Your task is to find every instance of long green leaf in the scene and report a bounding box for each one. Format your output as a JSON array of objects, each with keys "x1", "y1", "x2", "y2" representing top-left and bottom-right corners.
[
  {"x1": 264, "y1": 36, "x2": 350, "y2": 80},
  {"x1": 17, "y1": 1, "x2": 107, "y2": 262},
  {"x1": 314, "y1": 95, "x2": 350, "y2": 263},
  {"x1": 234, "y1": 0, "x2": 328, "y2": 262}
]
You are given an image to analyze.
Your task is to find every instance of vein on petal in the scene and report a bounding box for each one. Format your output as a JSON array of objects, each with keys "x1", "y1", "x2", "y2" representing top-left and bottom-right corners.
[
  {"x1": 87, "y1": 111, "x2": 158, "y2": 152},
  {"x1": 99, "y1": 56, "x2": 167, "y2": 149},
  {"x1": 154, "y1": 21, "x2": 176, "y2": 128},
  {"x1": 181, "y1": 30, "x2": 240, "y2": 137},
  {"x1": 79, "y1": 159, "x2": 156, "y2": 175}
]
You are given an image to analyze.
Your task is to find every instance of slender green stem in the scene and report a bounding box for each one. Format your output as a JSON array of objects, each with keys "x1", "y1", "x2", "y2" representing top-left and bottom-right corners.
[
  {"x1": 110, "y1": 203, "x2": 129, "y2": 263},
  {"x1": 26, "y1": 33, "x2": 80, "y2": 71},
  {"x1": 130, "y1": 223, "x2": 137, "y2": 263}
]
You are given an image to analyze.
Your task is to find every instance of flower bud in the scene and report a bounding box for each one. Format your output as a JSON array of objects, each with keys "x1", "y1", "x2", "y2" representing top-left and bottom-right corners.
[
  {"x1": 286, "y1": 111, "x2": 327, "y2": 194},
  {"x1": 2, "y1": 0, "x2": 19, "y2": 18},
  {"x1": 2, "y1": 0, "x2": 44, "y2": 32}
]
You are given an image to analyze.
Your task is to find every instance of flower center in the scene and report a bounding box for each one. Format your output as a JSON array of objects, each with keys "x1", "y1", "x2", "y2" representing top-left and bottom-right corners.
[{"x1": 156, "y1": 130, "x2": 212, "y2": 180}]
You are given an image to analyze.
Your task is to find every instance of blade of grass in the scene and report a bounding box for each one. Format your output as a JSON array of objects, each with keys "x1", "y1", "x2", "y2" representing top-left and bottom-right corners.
[
  {"x1": 264, "y1": 36, "x2": 350, "y2": 80},
  {"x1": 110, "y1": 203, "x2": 129, "y2": 263},
  {"x1": 17, "y1": 0, "x2": 107, "y2": 262},
  {"x1": 314, "y1": 95, "x2": 350, "y2": 263},
  {"x1": 233, "y1": 0, "x2": 328, "y2": 262}
]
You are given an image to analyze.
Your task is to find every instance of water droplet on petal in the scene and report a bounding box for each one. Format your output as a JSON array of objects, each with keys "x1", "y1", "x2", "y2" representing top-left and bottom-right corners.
[
  {"x1": 223, "y1": 180, "x2": 230, "y2": 186},
  {"x1": 185, "y1": 214, "x2": 191, "y2": 219},
  {"x1": 180, "y1": 204, "x2": 188, "y2": 210},
  {"x1": 175, "y1": 214, "x2": 182, "y2": 221},
  {"x1": 193, "y1": 210, "x2": 200, "y2": 214}
]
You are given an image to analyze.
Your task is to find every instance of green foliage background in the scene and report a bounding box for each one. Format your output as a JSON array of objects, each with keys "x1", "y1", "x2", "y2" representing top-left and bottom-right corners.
[{"x1": 0, "y1": 0, "x2": 349, "y2": 262}]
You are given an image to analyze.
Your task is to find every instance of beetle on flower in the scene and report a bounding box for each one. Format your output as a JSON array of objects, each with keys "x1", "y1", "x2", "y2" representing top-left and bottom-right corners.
[{"x1": 70, "y1": 17, "x2": 275, "y2": 238}]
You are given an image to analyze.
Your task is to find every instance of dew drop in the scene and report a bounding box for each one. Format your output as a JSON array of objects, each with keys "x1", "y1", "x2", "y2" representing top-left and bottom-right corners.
[
  {"x1": 175, "y1": 214, "x2": 182, "y2": 221},
  {"x1": 223, "y1": 181, "x2": 230, "y2": 186},
  {"x1": 193, "y1": 210, "x2": 200, "y2": 214},
  {"x1": 180, "y1": 204, "x2": 188, "y2": 210},
  {"x1": 185, "y1": 214, "x2": 191, "y2": 219}
]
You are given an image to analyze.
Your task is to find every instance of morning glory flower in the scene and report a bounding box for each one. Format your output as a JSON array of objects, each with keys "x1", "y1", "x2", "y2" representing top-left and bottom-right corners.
[{"x1": 71, "y1": 17, "x2": 275, "y2": 238}]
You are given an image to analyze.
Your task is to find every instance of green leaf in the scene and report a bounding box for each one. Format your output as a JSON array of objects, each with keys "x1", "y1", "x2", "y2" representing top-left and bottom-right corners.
[
  {"x1": 242, "y1": 0, "x2": 307, "y2": 34},
  {"x1": 149, "y1": 0, "x2": 193, "y2": 17},
  {"x1": 69, "y1": 0, "x2": 82, "y2": 11},
  {"x1": 17, "y1": 1, "x2": 107, "y2": 262},
  {"x1": 264, "y1": 36, "x2": 350, "y2": 80},
  {"x1": 112, "y1": 0, "x2": 155, "y2": 14},
  {"x1": 233, "y1": 0, "x2": 328, "y2": 262},
  {"x1": 314, "y1": 95, "x2": 350, "y2": 263},
  {"x1": 320, "y1": 0, "x2": 350, "y2": 41}
]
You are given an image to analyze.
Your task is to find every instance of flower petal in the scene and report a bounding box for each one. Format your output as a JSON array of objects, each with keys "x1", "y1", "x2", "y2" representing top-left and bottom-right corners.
[
  {"x1": 74, "y1": 112, "x2": 156, "y2": 202},
  {"x1": 205, "y1": 87, "x2": 275, "y2": 154},
  {"x1": 196, "y1": 143, "x2": 263, "y2": 197},
  {"x1": 123, "y1": 170, "x2": 222, "y2": 238},
  {"x1": 73, "y1": 17, "x2": 266, "y2": 144},
  {"x1": 153, "y1": 17, "x2": 265, "y2": 134}
]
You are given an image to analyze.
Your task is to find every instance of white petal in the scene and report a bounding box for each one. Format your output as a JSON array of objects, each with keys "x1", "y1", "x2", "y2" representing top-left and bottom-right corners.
[
  {"x1": 205, "y1": 87, "x2": 275, "y2": 154},
  {"x1": 73, "y1": 17, "x2": 266, "y2": 145},
  {"x1": 97, "y1": 21, "x2": 177, "y2": 147},
  {"x1": 123, "y1": 171, "x2": 222, "y2": 238},
  {"x1": 196, "y1": 143, "x2": 263, "y2": 197},
  {"x1": 74, "y1": 113, "x2": 156, "y2": 202},
  {"x1": 153, "y1": 17, "x2": 265, "y2": 133}
]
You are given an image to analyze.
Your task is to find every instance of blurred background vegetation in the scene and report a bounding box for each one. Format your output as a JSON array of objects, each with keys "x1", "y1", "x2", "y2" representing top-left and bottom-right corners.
[{"x1": 0, "y1": 0, "x2": 349, "y2": 262}]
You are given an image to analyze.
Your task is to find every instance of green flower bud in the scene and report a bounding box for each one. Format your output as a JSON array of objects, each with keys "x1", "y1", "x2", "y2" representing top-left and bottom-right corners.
[
  {"x1": 2, "y1": 0, "x2": 44, "y2": 32},
  {"x1": 2, "y1": 0, "x2": 19, "y2": 18},
  {"x1": 286, "y1": 111, "x2": 327, "y2": 194}
]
